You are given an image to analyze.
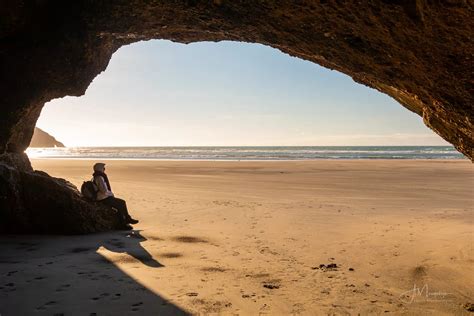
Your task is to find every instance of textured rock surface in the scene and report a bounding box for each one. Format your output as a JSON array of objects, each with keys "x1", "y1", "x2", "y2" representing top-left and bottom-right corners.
[
  {"x1": 0, "y1": 154, "x2": 129, "y2": 234},
  {"x1": 1, "y1": 1, "x2": 473, "y2": 159},
  {"x1": 29, "y1": 127, "x2": 65, "y2": 148},
  {"x1": 0, "y1": 152, "x2": 33, "y2": 172}
]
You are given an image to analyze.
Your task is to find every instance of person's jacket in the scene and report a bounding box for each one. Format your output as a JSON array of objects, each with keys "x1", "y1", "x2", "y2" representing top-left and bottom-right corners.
[{"x1": 93, "y1": 175, "x2": 114, "y2": 201}]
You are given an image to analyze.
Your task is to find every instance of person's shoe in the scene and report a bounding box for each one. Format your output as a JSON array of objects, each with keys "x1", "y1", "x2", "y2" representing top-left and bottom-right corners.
[
  {"x1": 122, "y1": 224, "x2": 133, "y2": 230},
  {"x1": 128, "y1": 218, "x2": 139, "y2": 224}
]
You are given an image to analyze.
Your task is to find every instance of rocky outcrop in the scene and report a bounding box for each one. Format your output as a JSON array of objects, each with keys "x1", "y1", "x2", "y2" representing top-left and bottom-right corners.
[
  {"x1": 0, "y1": 153, "x2": 129, "y2": 234},
  {"x1": 29, "y1": 128, "x2": 65, "y2": 148},
  {"x1": 0, "y1": 1, "x2": 472, "y2": 234}
]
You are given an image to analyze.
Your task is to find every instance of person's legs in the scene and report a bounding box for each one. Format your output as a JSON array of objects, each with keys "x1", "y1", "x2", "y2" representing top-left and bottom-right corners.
[
  {"x1": 113, "y1": 198, "x2": 132, "y2": 220},
  {"x1": 101, "y1": 197, "x2": 138, "y2": 224},
  {"x1": 114, "y1": 197, "x2": 139, "y2": 224}
]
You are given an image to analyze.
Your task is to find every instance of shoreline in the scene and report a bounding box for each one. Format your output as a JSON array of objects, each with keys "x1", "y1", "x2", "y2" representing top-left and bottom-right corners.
[{"x1": 28, "y1": 157, "x2": 469, "y2": 162}]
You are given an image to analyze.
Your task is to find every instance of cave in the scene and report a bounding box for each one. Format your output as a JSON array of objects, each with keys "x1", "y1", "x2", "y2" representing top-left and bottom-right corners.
[{"x1": 1, "y1": 1, "x2": 472, "y2": 234}]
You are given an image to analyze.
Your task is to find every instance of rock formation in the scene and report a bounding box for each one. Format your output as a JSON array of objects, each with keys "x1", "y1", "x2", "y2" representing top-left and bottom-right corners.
[
  {"x1": 0, "y1": 153, "x2": 130, "y2": 234},
  {"x1": 29, "y1": 128, "x2": 65, "y2": 148},
  {"x1": 0, "y1": 1, "x2": 472, "y2": 233}
]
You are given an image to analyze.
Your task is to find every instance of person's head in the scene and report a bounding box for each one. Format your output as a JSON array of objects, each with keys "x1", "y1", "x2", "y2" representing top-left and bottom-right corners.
[{"x1": 93, "y1": 162, "x2": 106, "y2": 173}]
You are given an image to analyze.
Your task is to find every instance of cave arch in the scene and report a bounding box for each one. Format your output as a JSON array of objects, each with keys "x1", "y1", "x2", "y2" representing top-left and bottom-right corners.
[{"x1": 1, "y1": 1, "x2": 472, "y2": 159}]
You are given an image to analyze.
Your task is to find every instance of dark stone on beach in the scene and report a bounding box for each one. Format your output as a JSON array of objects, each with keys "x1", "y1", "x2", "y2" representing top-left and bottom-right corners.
[
  {"x1": 349, "y1": 268, "x2": 355, "y2": 271},
  {"x1": 320, "y1": 263, "x2": 339, "y2": 271},
  {"x1": 263, "y1": 284, "x2": 280, "y2": 290},
  {"x1": 326, "y1": 263, "x2": 338, "y2": 269},
  {"x1": 463, "y1": 303, "x2": 474, "y2": 312},
  {"x1": 0, "y1": 154, "x2": 130, "y2": 234},
  {"x1": 312, "y1": 263, "x2": 338, "y2": 271}
]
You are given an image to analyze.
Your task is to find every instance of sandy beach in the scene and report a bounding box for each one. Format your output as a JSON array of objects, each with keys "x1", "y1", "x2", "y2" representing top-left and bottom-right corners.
[{"x1": 1, "y1": 159, "x2": 472, "y2": 315}]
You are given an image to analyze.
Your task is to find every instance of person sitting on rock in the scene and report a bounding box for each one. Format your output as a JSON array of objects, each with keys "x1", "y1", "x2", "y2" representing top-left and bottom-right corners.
[{"x1": 93, "y1": 162, "x2": 139, "y2": 225}]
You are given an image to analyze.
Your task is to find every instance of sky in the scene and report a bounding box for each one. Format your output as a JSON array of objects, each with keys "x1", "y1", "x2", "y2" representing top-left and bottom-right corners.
[{"x1": 36, "y1": 40, "x2": 449, "y2": 147}]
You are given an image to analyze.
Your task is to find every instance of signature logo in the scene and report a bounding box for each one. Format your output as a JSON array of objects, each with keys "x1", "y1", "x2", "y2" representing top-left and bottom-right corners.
[{"x1": 399, "y1": 284, "x2": 453, "y2": 303}]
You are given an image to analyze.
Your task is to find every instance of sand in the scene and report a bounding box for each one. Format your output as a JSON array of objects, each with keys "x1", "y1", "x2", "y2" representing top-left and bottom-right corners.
[{"x1": 1, "y1": 159, "x2": 473, "y2": 315}]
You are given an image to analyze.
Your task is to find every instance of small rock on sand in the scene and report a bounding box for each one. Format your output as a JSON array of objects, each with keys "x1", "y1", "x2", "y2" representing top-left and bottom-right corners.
[
  {"x1": 462, "y1": 303, "x2": 474, "y2": 312},
  {"x1": 312, "y1": 263, "x2": 338, "y2": 271}
]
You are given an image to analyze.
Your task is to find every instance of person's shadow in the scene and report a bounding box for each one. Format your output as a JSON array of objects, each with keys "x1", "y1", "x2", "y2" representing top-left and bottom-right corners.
[
  {"x1": 101, "y1": 230, "x2": 163, "y2": 268},
  {"x1": 0, "y1": 230, "x2": 189, "y2": 315}
]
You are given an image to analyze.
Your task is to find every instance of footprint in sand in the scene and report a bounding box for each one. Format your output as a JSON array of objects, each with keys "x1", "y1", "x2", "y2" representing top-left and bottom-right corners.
[
  {"x1": 110, "y1": 293, "x2": 122, "y2": 300},
  {"x1": 411, "y1": 265, "x2": 427, "y2": 282},
  {"x1": 70, "y1": 247, "x2": 93, "y2": 253},
  {"x1": 191, "y1": 298, "x2": 232, "y2": 314},
  {"x1": 201, "y1": 267, "x2": 227, "y2": 273},
  {"x1": 172, "y1": 236, "x2": 208, "y2": 243},
  {"x1": 55, "y1": 284, "x2": 71, "y2": 292},
  {"x1": 36, "y1": 301, "x2": 57, "y2": 310},
  {"x1": 130, "y1": 302, "x2": 143, "y2": 312},
  {"x1": 262, "y1": 279, "x2": 281, "y2": 290},
  {"x1": 160, "y1": 252, "x2": 183, "y2": 258}
]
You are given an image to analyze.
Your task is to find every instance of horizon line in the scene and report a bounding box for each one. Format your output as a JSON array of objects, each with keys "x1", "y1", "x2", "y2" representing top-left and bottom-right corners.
[{"x1": 28, "y1": 144, "x2": 455, "y2": 148}]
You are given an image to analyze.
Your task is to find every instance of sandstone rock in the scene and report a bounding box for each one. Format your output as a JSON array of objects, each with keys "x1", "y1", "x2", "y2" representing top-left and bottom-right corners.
[{"x1": 0, "y1": 152, "x2": 33, "y2": 172}]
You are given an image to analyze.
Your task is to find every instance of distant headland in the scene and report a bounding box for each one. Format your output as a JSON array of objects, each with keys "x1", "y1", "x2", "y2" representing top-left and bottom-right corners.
[{"x1": 29, "y1": 128, "x2": 65, "y2": 148}]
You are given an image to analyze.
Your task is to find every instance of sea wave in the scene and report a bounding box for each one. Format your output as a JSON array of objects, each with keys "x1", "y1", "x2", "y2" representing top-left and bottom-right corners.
[{"x1": 25, "y1": 146, "x2": 464, "y2": 160}]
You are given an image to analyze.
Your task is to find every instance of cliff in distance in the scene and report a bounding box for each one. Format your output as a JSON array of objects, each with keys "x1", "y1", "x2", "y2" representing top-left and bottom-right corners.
[{"x1": 29, "y1": 128, "x2": 65, "y2": 148}]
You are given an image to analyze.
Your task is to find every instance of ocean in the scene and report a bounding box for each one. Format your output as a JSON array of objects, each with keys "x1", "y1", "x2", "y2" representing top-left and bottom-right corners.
[{"x1": 25, "y1": 146, "x2": 464, "y2": 160}]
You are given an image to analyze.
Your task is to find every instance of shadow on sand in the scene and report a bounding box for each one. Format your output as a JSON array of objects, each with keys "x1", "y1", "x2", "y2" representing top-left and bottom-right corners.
[{"x1": 0, "y1": 230, "x2": 189, "y2": 315}]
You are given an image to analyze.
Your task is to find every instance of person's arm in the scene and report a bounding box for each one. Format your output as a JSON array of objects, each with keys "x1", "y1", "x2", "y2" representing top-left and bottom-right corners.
[{"x1": 96, "y1": 176, "x2": 114, "y2": 197}]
